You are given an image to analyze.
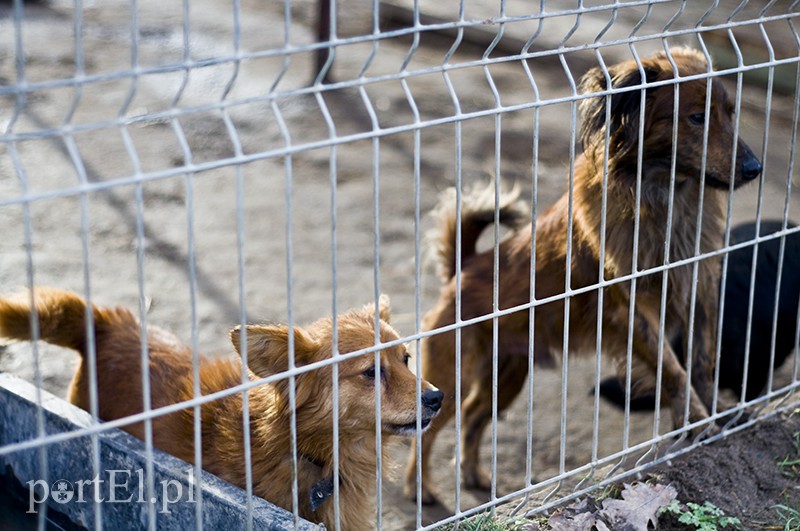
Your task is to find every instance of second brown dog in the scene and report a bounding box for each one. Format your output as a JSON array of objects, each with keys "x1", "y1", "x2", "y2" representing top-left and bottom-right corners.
[{"x1": 404, "y1": 47, "x2": 762, "y2": 503}]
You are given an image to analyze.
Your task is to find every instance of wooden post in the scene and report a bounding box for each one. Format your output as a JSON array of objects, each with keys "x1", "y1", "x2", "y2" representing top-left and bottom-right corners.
[{"x1": 315, "y1": 0, "x2": 332, "y2": 84}]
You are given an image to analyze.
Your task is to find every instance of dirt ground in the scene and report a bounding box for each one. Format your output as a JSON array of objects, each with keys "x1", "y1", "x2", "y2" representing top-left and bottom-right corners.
[
  {"x1": 1, "y1": 1, "x2": 799, "y2": 529},
  {"x1": 652, "y1": 411, "x2": 800, "y2": 530},
  {"x1": 525, "y1": 410, "x2": 800, "y2": 530}
]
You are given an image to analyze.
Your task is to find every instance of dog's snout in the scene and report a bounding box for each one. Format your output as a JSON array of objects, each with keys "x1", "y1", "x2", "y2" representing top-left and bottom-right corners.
[
  {"x1": 742, "y1": 155, "x2": 763, "y2": 181},
  {"x1": 421, "y1": 389, "x2": 444, "y2": 412}
]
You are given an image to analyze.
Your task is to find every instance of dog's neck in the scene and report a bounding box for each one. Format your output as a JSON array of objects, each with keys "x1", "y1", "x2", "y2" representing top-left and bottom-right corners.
[
  {"x1": 572, "y1": 153, "x2": 726, "y2": 279},
  {"x1": 293, "y1": 418, "x2": 384, "y2": 480},
  {"x1": 574, "y1": 154, "x2": 726, "y2": 231},
  {"x1": 285, "y1": 415, "x2": 388, "y2": 529},
  {"x1": 247, "y1": 387, "x2": 384, "y2": 521},
  {"x1": 198, "y1": 363, "x2": 386, "y2": 528}
]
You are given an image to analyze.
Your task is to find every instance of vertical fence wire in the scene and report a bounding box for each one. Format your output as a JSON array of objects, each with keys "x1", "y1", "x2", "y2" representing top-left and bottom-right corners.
[
  {"x1": 482, "y1": 0, "x2": 506, "y2": 506},
  {"x1": 778, "y1": 26, "x2": 800, "y2": 400},
  {"x1": 116, "y1": 2, "x2": 159, "y2": 525},
  {"x1": 552, "y1": 50, "x2": 578, "y2": 505},
  {"x1": 313, "y1": 21, "x2": 342, "y2": 524},
  {"x1": 624, "y1": 6, "x2": 652, "y2": 453},
  {"x1": 695, "y1": 22, "x2": 734, "y2": 422},
  {"x1": 584, "y1": 2, "x2": 617, "y2": 487},
  {"x1": 646, "y1": 8, "x2": 688, "y2": 461},
  {"x1": 278, "y1": 117, "x2": 302, "y2": 530},
  {"x1": 397, "y1": 6, "x2": 425, "y2": 522},
  {"x1": 358, "y1": 17, "x2": 385, "y2": 520},
  {"x1": 353, "y1": 5, "x2": 386, "y2": 523},
  {"x1": 727, "y1": 29, "x2": 754, "y2": 413},
  {"x1": 439, "y1": 0, "x2": 466, "y2": 514},
  {"x1": 394, "y1": 3, "x2": 427, "y2": 524},
  {"x1": 755, "y1": 7, "x2": 780, "y2": 400},
  {"x1": 266, "y1": 1, "x2": 303, "y2": 526},
  {"x1": 4, "y1": 1, "x2": 800, "y2": 530},
  {"x1": 7, "y1": 2, "x2": 51, "y2": 530},
  {"x1": 516, "y1": 3, "x2": 544, "y2": 511},
  {"x1": 63, "y1": 1, "x2": 105, "y2": 525},
  {"x1": 163, "y1": 3, "x2": 207, "y2": 527}
]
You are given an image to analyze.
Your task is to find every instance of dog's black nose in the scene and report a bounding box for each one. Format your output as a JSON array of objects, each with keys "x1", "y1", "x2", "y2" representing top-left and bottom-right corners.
[
  {"x1": 742, "y1": 155, "x2": 762, "y2": 181},
  {"x1": 421, "y1": 389, "x2": 443, "y2": 412}
]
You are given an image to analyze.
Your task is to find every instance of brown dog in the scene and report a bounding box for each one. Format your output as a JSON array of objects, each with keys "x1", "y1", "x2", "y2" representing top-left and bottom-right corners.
[
  {"x1": 404, "y1": 47, "x2": 762, "y2": 503},
  {"x1": 0, "y1": 288, "x2": 443, "y2": 528}
]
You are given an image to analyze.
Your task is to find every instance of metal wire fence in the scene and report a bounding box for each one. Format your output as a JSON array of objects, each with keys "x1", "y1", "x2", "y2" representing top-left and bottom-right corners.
[{"x1": 1, "y1": 0, "x2": 799, "y2": 529}]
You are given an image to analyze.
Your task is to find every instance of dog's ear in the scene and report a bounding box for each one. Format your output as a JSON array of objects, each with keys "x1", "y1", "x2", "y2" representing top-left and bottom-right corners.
[
  {"x1": 361, "y1": 294, "x2": 391, "y2": 323},
  {"x1": 579, "y1": 60, "x2": 663, "y2": 159},
  {"x1": 230, "y1": 324, "x2": 318, "y2": 378}
]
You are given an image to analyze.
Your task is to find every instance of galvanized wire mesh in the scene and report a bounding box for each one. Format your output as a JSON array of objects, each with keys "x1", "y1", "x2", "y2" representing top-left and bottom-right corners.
[{"x1": 1, "y1": 0, "x2": 799, "y2": 529}]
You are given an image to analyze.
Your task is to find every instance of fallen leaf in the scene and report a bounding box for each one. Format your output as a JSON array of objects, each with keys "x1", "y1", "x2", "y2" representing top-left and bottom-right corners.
[
  {"x1": 548, "y1": 511, "x2": 598, "y2": 531},
  {"x1": 599, "y1": 483, "x2": 677, "y2": 531},
  {"x1": 539, "y1": 482, "x2": 677, "y2": 531}
]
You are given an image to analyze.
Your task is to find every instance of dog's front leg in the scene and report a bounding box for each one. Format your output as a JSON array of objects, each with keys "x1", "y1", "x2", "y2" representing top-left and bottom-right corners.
[
  {"x1": 685, "y1": 302, "x2": 718, "y2": 411},
  {"x1": 626, "y1": 305, "x2": 713, "y2": 433}
]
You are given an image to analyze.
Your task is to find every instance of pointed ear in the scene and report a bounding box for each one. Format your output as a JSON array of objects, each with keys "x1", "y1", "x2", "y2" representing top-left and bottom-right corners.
[
  {"x1": 230, "y1": 324, "x2": 318, "y2": 378},
  {"x1": 361, "y1": 294, "x2": 391, "y2": 323}
]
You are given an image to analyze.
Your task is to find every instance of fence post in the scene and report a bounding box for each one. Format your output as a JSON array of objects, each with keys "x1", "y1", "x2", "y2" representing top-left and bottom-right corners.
[{"x1": 315, "y1": 0, "x2": 332, "y2": 83}]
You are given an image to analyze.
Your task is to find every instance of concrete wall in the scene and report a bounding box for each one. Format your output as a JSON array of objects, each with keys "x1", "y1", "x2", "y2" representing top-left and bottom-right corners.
[{"x1": 0, "y1": 373, "x2": 319, "y2": 530}]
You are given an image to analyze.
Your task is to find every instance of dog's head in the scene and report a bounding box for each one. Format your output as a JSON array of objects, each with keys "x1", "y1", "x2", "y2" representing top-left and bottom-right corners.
[
  {"x1": 230, "y1": 296, "x2": 442, "y2": 437},
  {"x1": 579, "y1": 47, "x2": 762, "y2": 191}
]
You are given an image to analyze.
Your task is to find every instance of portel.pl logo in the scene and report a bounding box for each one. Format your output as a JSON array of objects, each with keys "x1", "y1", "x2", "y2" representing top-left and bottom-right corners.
[{"x1": 27, "y1": 468, "x2": 197, "y2": 514}]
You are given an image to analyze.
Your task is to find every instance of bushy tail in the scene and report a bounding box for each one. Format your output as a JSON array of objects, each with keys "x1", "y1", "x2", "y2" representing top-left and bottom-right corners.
[
  {"x1": 429, "y1": 181, "x2": 528, "y2": 282},
  {"x1": 0, "y1": 288, "x2": 136, "y2": 357}
]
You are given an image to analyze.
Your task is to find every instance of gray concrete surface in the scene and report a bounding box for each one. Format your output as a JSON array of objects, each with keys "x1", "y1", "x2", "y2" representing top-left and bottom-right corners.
[{"x1": 0, "y1": 373, "x2": 319, "y2": 530}]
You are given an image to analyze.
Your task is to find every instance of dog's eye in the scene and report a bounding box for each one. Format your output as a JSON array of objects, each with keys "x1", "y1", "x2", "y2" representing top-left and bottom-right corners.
[
  {"x1": 689, "y1": 113, "x2": 705, "y2": 125},
  {"x1": 363, "y1": 366, "x2": 376, "y2": 379},
  {"x1": 403, "y1": 353, "x2": 410, "y2": 367}
]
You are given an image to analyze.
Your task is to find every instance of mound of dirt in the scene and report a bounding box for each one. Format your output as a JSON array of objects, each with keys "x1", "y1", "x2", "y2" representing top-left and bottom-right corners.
[
  {"x1": 528, "y1": 410, "x2": 800, "y2": 530},
  {"x1": 650, "y1": 411, "x2": 800, "y2": 530}
]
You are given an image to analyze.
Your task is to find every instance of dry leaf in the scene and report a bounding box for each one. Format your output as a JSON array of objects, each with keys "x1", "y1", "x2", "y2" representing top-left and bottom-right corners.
[
  {"x1": 599, "y1": 482, "x2": 677, "y2": 531},
  {"x1": 540, "y1": 482, "x2": 677, "y2": 531}
]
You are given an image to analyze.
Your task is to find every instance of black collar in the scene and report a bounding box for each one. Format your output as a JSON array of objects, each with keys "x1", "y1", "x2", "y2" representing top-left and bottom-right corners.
[
  {"x1": 309, "y1": 475, "x2": 335, "y2": 511},
  {"x1": 300, "y1": 453, "x2": 338, "y2": 512}
]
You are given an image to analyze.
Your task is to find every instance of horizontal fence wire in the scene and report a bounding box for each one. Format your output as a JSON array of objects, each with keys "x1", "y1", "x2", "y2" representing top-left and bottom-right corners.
[
  {"x1": 0, "y1": 60, "x2": 798, "y2": 208},
  {"x1": 1, "y1": 0, "x2": 800, "y2": 530}
]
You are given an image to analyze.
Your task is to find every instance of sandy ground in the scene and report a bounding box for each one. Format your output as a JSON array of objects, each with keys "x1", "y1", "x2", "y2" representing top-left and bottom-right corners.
[{"x1": 1, "y1": 1, "x2": 799, "y2": 529}]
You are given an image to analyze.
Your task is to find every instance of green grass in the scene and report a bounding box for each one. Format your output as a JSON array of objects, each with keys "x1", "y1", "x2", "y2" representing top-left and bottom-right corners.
[
  {"x1": 776, "y1": 430, "x2": 800, "y2": 479},
  {"x1": 773, "y1": 502, "x2": 800, "y2": 531},
  {"x1": 768, "y1": 416, "x2": 800, "y2": 531},
  {"x1": 593, "y1": 482, "x2": 622, "y2": 502},
  {"x1": 438, "y1": 513, "x2": 531, "y2": 531},
  {"x1": 659, "y1": 500, "x2": 741, "y2": 531}
]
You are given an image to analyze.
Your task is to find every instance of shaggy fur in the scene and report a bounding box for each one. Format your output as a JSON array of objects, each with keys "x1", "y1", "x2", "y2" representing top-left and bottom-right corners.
[
  {"x1": 404, "y1": 47, "x2": 762, "y2": 504},
  {"x1": 599, "y1": 220, "x2": 800, "y2": 409},
  {"x1": 0, "y1": 288, "x2": 443, "y2": 529}
]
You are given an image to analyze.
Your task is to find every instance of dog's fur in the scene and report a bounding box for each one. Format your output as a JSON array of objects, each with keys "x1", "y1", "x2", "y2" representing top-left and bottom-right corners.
[
  {"x1": 0, "y1": 288, "x2": 443, "y2": 529},
  {"x1": 404, "y1": 47, "x2": 762, "y2": 503},
  {"x1": 599, "y1": 220, "x2": 800, "y2": 409}
]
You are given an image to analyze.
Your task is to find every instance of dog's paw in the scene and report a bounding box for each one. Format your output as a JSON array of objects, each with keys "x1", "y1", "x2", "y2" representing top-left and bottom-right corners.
[
  {"x1": 403, "y1": 481, "x2": 439, "y2": 505},
  {"x1": 462, "y1": 465, "x2": 492, "y2": 492},
  {"x1": 692, "y1": 420, "x2": 720, "y2": 440},
  {"x1": 714, "y1": 405, "x2": 753, "y2": 430}
]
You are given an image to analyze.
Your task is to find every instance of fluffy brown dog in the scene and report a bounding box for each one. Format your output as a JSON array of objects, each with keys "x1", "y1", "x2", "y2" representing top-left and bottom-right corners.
[
  {"x1": 404, "y1": 47, "x2": 762, "y2": 503},
  {"x1": 0, "y1": 288, "x2": 443, "y2": 528}
]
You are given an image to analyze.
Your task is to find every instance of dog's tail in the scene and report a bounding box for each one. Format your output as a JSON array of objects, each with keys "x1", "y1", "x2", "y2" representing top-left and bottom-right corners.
[
  {"x1": 0, "y1": 288, "x2": 137, "y2": 358},
  {"x1": 430, "y1": 182, "x2": 528, "y2": 282}
]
